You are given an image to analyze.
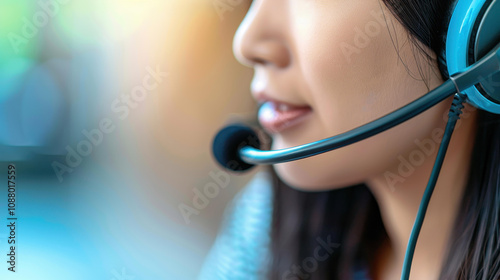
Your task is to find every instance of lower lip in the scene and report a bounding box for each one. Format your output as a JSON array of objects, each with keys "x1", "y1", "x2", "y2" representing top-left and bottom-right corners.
[{"x1": 258, "y1": 101, "x2": 312, "y2": 134}]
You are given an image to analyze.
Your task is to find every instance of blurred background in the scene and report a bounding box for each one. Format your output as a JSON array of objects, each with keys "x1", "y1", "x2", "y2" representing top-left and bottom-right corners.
[{"x1": 0, "y1": 0, "x2": 260, "y2": 279}]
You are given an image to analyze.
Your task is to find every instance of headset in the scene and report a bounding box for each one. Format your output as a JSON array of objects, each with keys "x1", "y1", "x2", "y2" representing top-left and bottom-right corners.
[{"x1": 212, "y1": 0, "x2": 500, "y2": 279}]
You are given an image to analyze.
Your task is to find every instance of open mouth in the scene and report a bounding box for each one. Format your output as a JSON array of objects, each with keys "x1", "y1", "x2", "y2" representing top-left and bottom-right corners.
[{"x1": 258, "y1": 100, "x2": 312, "y2": 134}]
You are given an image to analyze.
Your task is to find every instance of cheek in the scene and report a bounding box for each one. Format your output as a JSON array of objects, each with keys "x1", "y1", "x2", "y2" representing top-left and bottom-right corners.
[
  {"x1": 272, "y1": 0, "x2": 450, "y2": 190},
  {"x1": 296, "y1": 4, "x2": 408, "y2": 135},
  {"x1": 273, "y1": 2, "x2": 447, "y2": 190}
]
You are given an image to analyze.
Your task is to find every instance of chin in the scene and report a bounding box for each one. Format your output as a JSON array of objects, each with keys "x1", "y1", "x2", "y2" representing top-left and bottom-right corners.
[
  {"x1": 273, "y1": 161, "x2": 365, "y2": 192},
  {"x1": 269, "y1": 133, "x2": 368, "y2": 191}
]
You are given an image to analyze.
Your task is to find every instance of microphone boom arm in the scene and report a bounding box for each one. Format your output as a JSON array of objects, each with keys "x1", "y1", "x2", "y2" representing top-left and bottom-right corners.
[
  {"x1": 240, "y1": 79, "x2": 457, "y2": 164},
  {"x1": 240, "y1": 42, "x2": 500, "y2": 165}
]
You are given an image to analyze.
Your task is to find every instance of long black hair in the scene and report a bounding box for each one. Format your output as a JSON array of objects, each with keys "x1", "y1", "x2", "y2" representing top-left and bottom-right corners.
[{"x1": 268, "y1": 0, "x2": 500, "y2": 279}]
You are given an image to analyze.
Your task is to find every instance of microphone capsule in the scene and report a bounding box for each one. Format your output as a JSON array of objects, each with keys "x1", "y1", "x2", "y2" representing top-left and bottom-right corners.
[{"x1": 212, "y1": 124, "x2": 261, "y2": 172}]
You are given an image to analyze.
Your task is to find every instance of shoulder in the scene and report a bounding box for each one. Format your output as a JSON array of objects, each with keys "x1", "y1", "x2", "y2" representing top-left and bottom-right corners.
[{"x1": 198, "y1": 171, "x2": 274, "y2": 280}]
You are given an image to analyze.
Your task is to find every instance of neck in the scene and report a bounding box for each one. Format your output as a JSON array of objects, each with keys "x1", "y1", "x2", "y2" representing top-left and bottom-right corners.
[{"x1": 365, "y1": 105, "x2": 478, "y2": 279}]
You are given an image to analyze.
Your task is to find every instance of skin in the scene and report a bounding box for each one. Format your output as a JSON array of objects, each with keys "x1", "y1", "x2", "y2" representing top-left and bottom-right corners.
[{"x1": 232, "y1": 0, "x2": 478, "y2": 279}]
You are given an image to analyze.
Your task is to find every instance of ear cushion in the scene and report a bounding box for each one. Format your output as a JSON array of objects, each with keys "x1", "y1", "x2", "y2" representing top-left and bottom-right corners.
[{"x1": 446, "y1": 0, "x2": 500, "y2": 114}]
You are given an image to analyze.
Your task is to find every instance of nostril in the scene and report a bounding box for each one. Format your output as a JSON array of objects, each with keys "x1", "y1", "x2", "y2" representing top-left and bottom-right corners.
[
  {"x1": 253, "y1": 57, "x2": 267, "y2": 65},
  {"x1": 248, "y1": 41, "x2": 291, "y2": 68}
]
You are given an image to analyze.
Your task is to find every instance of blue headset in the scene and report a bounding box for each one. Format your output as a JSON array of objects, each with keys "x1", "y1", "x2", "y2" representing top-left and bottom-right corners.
[{"x1": 447, "y1": 0, "x2": 500, "y2": 113}]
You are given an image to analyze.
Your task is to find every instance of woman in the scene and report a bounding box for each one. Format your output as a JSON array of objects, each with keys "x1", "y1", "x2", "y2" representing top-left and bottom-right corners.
[{"x1": 200, "y1": 0, "x2": 500, "y2": 279}]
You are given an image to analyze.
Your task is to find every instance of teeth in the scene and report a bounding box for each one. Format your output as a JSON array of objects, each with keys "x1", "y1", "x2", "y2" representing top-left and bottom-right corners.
[{"x1": 278, "y1": 103, "x2": 291, "y2": 111}]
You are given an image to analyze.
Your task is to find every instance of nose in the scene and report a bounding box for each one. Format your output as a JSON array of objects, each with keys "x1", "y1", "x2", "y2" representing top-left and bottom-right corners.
[{"x1": 232, "y1": 1, "x2": 291, "y2": 69}]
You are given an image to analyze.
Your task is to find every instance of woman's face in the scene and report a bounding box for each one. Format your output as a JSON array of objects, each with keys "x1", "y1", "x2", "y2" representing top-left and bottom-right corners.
[{"x1": 233, "y1": 0, "x2": 451, "y2": 190}]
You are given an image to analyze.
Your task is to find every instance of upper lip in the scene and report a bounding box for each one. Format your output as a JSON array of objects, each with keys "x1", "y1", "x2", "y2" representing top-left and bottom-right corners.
[
  {"x1": 250, "y1": 68, "x2": 311, "y2": 109},
  {"x1": 251, "y1": 89, "x2": 311, "y2": 109}
]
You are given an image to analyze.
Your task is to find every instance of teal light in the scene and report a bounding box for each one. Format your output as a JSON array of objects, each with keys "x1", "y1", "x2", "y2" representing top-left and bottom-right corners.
[
  {"x1": 0, "y1": 1, "x2": 38, "y2": 59},
  {"x1": 0, "y1": 57, "x2": 35, "y2": 102}
]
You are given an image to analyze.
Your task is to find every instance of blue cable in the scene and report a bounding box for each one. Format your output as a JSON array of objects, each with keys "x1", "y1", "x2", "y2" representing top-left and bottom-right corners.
[{"x1": 400, "y1": 92, "x2": 467, "y2": 279}]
